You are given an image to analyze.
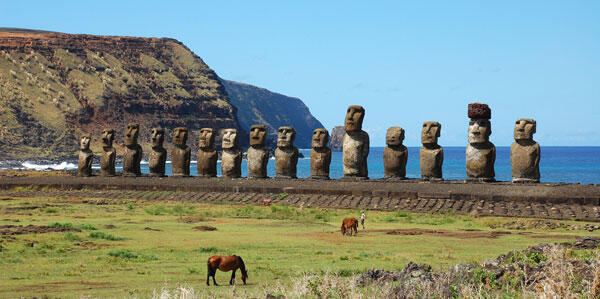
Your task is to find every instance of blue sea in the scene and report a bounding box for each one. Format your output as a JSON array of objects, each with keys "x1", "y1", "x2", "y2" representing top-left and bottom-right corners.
[{"x1": 8, "y1": 147, "x2": 600, "y2": 184}]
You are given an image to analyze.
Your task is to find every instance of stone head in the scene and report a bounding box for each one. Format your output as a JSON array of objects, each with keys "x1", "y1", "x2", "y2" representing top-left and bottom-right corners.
[
  {"x1": 80, "y1": 134, "x2": 91, "y2": 150},
  {"x1": 468, "y1": 119, "x2": 492, "y2": 144},
  {"x1": 312, "y1": 128, "x2": 329, "y2": 148},
  {"x1": 101, "y1": 128, "x2": 114, "y2": 148},
  {"x1": 421, "y1": 121, "x2": 441, "y2": 145},
  {"x1": 386, "y1": 127, "x2": 405, "y2": 146},
  {"x1": 124, "y1": 123, "x2": 139, "y2": 146},
  {"x1": 151, "y1": 128, "x2": 165, "y2": 148},
  {"x1": 221, "y1": 128, "x2": 239, "y2": 149},
  {"x1": 172, "y1": 127, "x2": 188, "y2": 146},
  {"x1": 344, "y1": 105, "x2": 365, "y2": 132},
  {"x1": 250, "y1": 125, "x2": 267, "y2": 146},
  {"x1": 277, "y1": 126, "x2": 296, "y2": 148},
  {"x1": 198, "y1": 128, "x2": 215, "y2": 149},
  {"x1": 514, "y1": 118, "x2": 536, "y2": 141}
]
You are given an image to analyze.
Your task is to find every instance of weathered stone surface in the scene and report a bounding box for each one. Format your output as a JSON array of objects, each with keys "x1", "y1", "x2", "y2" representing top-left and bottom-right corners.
[
  {"x1": 221, "y1": 129, "x2": 242, "y2": 178},
  {"x1": 78, "y1": 134, "x2": 93, "y2": 177},
  {"x1": 247, "y1": 125, "x2": 269, "y2": 178},
  {"x1": 328, "y1": 126, "x2": 345, "y2": 151},
  {"x1": 511, "y1": 119, "x2": 540, "y2": 183},
  {"x1": 148, "y1": 128, "x2": 166, "y2": 177},
  {"x1": 310, "y1": 128, "x2": 331, "y2": 179},
  {"x1": 100, "y1": 128, "x2": 116, "y2": 176},
  {"x1": 275, "y1": 126, "x2": 299, "y2": 178},
  {"x1": 122, "y1": 123, "x2": 142, "y2": 177},
  {"x1": 466, "y1": 105, "x2": 495, "y2": 181},
  {"x1": 420, "y1": 121, "x2": 443, "y2": 180},
  {"x1": 197, "y1": 128, "x2": 217, "y2": 177},
  {"x1": 171, "y1": 127, "x2": 191, "y2": 177},
  {"x1": 343, "y1": 105, "x2": 369, "y2": 179},
  {"x1": 383, "y1": 127, "x2": 407, "y2": 179},
  {"x1": 468, "y1": 102, "x2": 491, "y2": 119}
]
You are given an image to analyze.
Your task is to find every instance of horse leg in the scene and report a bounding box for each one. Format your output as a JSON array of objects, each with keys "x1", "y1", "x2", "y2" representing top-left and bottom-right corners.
[
  {"x1": 213, "y1": 272, "x2": 218, "y2": 286},
  {"x1": 206, "y1": 262, "x2": 212, "y2": 286},
  {"x1": 230, "y1": 269, "x2": 236, "y2": 285}
]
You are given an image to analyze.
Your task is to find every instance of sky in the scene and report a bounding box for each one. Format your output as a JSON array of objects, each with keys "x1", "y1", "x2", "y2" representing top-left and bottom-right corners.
[{"x1": 1, "y1": 1, "x2": 599, "y2": 146}]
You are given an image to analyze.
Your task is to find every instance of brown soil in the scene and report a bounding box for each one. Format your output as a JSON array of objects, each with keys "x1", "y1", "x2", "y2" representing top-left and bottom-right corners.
[
  {"x1": 0, "y1": 224, "x2": 80, "y2": 235},
  {"x1": 144, "y1": 227, "x2": 162, "y2": 231},
  {"x1": 104, "y1": 224, "x2": 116, "y2": 229},
  {"x1": 193, "y1": 225, "x2": 217, "y2": 231},
  {"x1": 382, "y1": 228, "x2": 579, "y2": 240}
]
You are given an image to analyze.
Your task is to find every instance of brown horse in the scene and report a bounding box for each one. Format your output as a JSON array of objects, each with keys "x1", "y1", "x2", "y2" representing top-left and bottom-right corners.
[
  {"x1": 341, "y1": 217, "x2": 358, "y2": 236},
  {"x1": 207, "y1": 255, "x2": 247, "y2": 286}
]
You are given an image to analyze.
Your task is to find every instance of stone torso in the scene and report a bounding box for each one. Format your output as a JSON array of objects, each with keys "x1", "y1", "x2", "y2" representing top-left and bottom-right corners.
[
  {"x1": 275, "y1": 147, "x2": 299, "y2": 178},
  {"x1": 247, "y1": 146, "x2": 269, "y2": 178},
  {"x1": 221, "y1": 149, "x2": 242, "y2": 178},
  {"x1": 197, "y1": 149, "x2": 217, "y2": 177},
  {"x1": 383, "y1": 145, "x2": 407, "y2": 178},
  {"x1": 149, "y1": 148, "x2": 167, "y2": 176},
  {"x1": 511, "y1": 142, "x2": 540, "y2": 181},
  {"x1": 420, "y1": 146, "x2": 443, "y2": 179},
  {"x1": 171, "y1": 146, "x2": 191, "y2": 176},
  {"x1": 78, "y1": 150, "x2": 93, "y2": 176},
  {"x1": 123, "y1": 144, "x2": 143, "y2": 176},
  {"x1": 100, "y1": 147, "x2": 116, "y2": 176},
  {"x1": 342, "y1": 131, "x2": 369, "y2": 177},
  {"x1": 466, "y1": 142, "x2": 495, "y2": 179},
  {"x1": 310, "y1": 148, "x2": 331, "y2": 178}
]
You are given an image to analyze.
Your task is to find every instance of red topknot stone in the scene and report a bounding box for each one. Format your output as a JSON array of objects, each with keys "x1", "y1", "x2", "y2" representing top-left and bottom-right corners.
[{"x1": 468, "y1": 102, "x2": 491, "y2": 119}]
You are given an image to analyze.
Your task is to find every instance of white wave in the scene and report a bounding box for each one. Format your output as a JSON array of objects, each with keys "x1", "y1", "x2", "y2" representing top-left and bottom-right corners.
[{"x1": 21, "y1": 161, "x2": 77, "y2": 171}]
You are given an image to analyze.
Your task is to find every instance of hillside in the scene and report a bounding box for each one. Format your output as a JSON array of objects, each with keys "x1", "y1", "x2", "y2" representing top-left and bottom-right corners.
[
  {"x1": 0, "y1": 29, "x2": 247, "y2": 159},
  {"x1": 221, "y1": 79, "x2": 324, "y2": 148}
]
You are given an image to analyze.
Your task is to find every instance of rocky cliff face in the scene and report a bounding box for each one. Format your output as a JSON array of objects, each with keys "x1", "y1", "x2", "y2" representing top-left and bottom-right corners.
[
  {"x1": 0, "y1": 30, "x2": 246, "y2": 159},
  {"x1": 221, "y1": 79, "x2": 324, "y2": 148},
  {"x1": 328, "y1": 126, "x2": 345, "y2": 151}
]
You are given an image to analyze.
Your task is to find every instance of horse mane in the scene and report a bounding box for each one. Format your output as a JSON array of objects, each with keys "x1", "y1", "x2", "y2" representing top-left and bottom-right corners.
[{"x1": 236, "y1": 255, "x2": 247, "y2": 275}]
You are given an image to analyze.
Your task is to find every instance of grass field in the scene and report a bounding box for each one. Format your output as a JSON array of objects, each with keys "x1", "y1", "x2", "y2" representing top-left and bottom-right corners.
[{"x1": 0, "y1": 194, "x2": 596, "y2": 298}]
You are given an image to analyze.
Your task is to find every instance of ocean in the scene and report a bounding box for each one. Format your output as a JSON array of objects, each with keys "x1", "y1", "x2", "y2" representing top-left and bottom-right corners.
[{"x1": 5, "y1": 147, "x2": 600, "y2": 184}]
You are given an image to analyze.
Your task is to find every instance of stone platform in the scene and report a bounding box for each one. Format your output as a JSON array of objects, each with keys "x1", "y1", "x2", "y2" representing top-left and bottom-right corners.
[{"x1": 0, "y1": 176, "x2": 599, "y2": 221}]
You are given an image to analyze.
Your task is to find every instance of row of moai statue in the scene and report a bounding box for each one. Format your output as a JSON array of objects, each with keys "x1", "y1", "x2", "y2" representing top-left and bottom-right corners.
[{"x1": 78, "y1": 103, "x2": 540, "y2": 182}]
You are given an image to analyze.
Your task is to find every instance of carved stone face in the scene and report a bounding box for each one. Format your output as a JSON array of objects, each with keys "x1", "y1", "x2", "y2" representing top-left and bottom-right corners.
[
  {"x1": 344, "y1": 105, "x2": 365, "y2": 132},
  {"x1": 80, "y1": 135, "x2": 91, "y2": 150},
  {"x1": 198, "y1": 128, "x2": 215, "y2": 149},
  {"x1": 101, "y1": 129, "x2": 114, "y2": 148},
  {"x1": 222, "y1": 128, "x2": 238, "y2": 149},
  {"x1": 124, "y1": 123, "x2": 139, "y2": 146},
  {"x1": 386, "y1": 127, "x2": 405, "y2": 146},
  {"x1": 468, "y1": 119, "x2": 491, "y2": 144},
  {"x1": 514, "y1": 118, "x2": 536, "y2": 141},
  {"x1": 277, "y1": 126, "x2": 296, "y2": 148},
  {"x1": 172, "y1": 127, "x2": 188, "y2": 146},
  {"x1": 250, "y1": 125, "x2": 267, "y2": 146},
  {"x1": 312, "y1": 128, "x2": 329, "y2": 148},
  {"x1": 151, "y1": 128, "x2": 164, "y2": 148},
  {"x1": 421, "y1": 121, "x2": 441, "y2": 145}
]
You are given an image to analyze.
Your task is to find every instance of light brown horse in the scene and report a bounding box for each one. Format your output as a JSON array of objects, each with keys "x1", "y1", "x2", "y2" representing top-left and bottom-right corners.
[
  {"x1": 341, "y1": 217, "x2": 358, "y2": 236},
  {"x1": 207, "y1": 255, "x2": 247, "y2": 286}
]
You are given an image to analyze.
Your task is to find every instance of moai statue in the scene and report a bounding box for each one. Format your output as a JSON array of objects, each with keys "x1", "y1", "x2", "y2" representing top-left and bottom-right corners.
[
  {"x1": 310, "y1": 128, "x2": 331, "y2": 179},
  {"x1": 123, "y1": 123, "x2": 143, "y2": 177},
  {"x1": 342, "y1": 105, "x2": 369, "y2": 179},
  {"x1": 466, "y1": 103, "x2": 495, "y2": 182},
  {"x1": 383, "y1": 127, "x2": 408, "y2": 179},
  {"x1": 221, "y1": 128, "x2": 242, "y2": 178},
  {"x1": 171, "y1": 127, "x2": 191, "y2": 177},
  {"x1": 511, "y1": 119, "x2": 540, "y2": 183},
  {"x1": 148, "y1": 128, "x2": 167, "y2": 177},
  {"x1": 197, "y1": 128, "x2": 218, "y2": 177},
  {"x1": 420, "y1": 121, "x2": 443, "y2": 180},
  {"x1": 78, "y1": 134, "x2": 93, "y2": 177},
  {"x1": 275, "y1": 126, "x2": 299, "y2": 178},
  {"x1": 247, "y1": 125, "x2": 269, "y2": 178},
  {"x1": 100, "y1": 129, "x2": 116, "y2": 176}
]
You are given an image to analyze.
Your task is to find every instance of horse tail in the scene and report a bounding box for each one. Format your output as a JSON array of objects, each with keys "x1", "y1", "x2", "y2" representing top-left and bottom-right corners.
[
  {"x1": 236, "y1": 255, "x2": 247, "y2": 275},
  {"x1": 207, "y1": 257, "x2": 215, "y2": 276},
  {"x1": 341, "y1": 223, "x2": 345, "y2": 235}
]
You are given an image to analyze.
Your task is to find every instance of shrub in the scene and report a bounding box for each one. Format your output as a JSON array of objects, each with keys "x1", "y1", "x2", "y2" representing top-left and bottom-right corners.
[{"x1": 89, "y1": 232, "x2": 128, "y2": 241}]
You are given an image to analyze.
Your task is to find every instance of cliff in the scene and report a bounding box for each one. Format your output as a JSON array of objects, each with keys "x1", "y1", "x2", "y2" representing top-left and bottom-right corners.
[
  {"x1": 328, "y1": 126, "x2": 344, "y2": 151},
  {"x1": 0, "y1": 29, "x2": 246, "y2": 159},
  {"x1": 221, "y1": 79, "x2": 324, "y2": 148}
]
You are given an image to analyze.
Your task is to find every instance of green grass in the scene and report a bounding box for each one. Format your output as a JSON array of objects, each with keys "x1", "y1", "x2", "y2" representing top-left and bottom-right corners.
[{"x1": 0, "y1": 195, "x2": 596, "y2": 298}]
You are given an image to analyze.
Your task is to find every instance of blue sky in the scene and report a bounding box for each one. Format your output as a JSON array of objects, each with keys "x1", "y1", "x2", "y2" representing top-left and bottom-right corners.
[{"x1": 2, "y1": 1, "x2": 599, "y2": 146}]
